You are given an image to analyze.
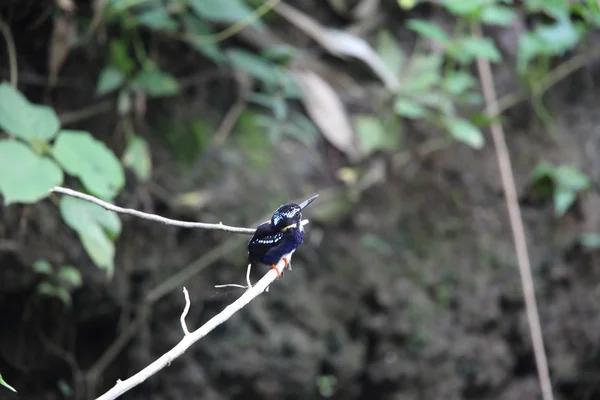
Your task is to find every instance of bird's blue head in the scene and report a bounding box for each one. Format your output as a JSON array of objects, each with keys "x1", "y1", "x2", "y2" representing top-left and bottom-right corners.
[{"x1": 271, "y1": 194, "x2": 319, "y2": 231}]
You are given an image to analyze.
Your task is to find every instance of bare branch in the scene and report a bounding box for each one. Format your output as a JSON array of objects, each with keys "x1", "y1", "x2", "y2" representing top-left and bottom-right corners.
[
  {"x1": 95, "y1": 253, "x2": 294, "y2": 400},
  {"x1": 50, "y1": 186, "x2": 256, "y2": 234},
  {"x1": 0, "y1": 17, "x2": 17, "y2": 87},
  {"x1": 473, "y1": 23, "x2": 554, "y2": 400},
  {"x1": 180, "y1": 288, "x2": 191, "y2": 335}
]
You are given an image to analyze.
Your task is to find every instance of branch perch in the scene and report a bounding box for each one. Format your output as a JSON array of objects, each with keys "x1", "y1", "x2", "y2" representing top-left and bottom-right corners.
[
  {"x1": 50, "y1": 186, "x2": 256, "y2": 234},
  {"x1": 95, "y1": 252, "x2": 295, "y2": 400}
]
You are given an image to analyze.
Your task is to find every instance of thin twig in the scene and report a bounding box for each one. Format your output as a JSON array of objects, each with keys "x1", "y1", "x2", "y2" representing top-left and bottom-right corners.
[
  {"x1": 95, "y1": 253, "x2": 294, "y2": 400},
  {"x1": 486, "y1": 46, "x2": 600, "y2": 117},
  {"x1": 50, "y1": 186, "x2": 256, "y2": 234},
  {"x1": 180, "y1": 287, "x2": 191, "y2": 335},
  {"x1": 58, "y1": 101, "x2": 113, "y2": 125},
  {"x1": 473, "y1": 23, "x2": 554, "y2": 400},
  {"x1": 212, "y1": 72, "x2": 252, "y2": 147},
  {"x1": 193, "y1": 0, "x2": 280, "y2": 45},
  {"x1": 0, "y1": 17, "x2": 18, "y2": 87}
]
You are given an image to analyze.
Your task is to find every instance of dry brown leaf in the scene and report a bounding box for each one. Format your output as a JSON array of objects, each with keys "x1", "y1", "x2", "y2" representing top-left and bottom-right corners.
[
  {"x1": 275, "y1": 2, "x2": 399, "y2": 91},
  {"x1": 56, "y1": 0, "x2": 76, "y2": 12},
  {"x1": 292, "y1": 69, "x2": 364, "y2": 162},
  {"x1": 48, "y1": 13, "x2": 77, "y2": 87}
]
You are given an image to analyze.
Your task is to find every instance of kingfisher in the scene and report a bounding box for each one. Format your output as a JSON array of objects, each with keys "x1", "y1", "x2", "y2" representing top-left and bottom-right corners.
[{"x1": 247, "y1": 194, "x2": 319, "y2": 278}]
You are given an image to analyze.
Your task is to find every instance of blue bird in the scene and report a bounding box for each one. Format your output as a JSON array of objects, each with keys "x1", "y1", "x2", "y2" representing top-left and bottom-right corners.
[{"x1": 247, "y1": 194, "x2": 319, "y2": 278}]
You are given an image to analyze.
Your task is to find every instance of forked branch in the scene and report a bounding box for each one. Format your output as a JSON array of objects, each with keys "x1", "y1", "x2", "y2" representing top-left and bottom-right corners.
[{"x1": 95, "y1": 252, "x2": 295, "y2": 400}]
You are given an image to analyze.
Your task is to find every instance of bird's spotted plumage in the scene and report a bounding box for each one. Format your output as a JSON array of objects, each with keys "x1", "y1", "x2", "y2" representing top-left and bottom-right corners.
[{"x1": 247, "y1": 194, "x2": 318, "y2": 276}]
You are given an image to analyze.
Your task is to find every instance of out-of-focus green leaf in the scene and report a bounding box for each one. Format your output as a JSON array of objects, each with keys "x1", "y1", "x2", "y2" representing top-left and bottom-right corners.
[
  {"x1": 554, "y1": 189, "x2": 576, "y2": 216},
  {"x1": 442, "y1": 0, "x2": 488, "y2": 17},
  {"x1": 459, "y1": 36, "x2": 501, "y2": 62},
  {"x1": 136, "y1": 8, "x2": 179, "y2": 31},
  {"x1": 33, "y1": 259, "x2": 53, "y2": 275},
  {"x1": 123, "y1": 135, "x2": 152, "y2": 182},
  {"x1": 96, "y1": 66, "x2": 125, "y2": 96},
  {"x1": 37, "y1": 282, "x2": 71, "y2": 306},
  {"x1": 60, "y1": 196, "x2": 121, "y2": 276},
  {"x1": 316, "y1": 375, "x2": 337, "y2": 398},
  {"x1": 110, "y1": 40, "x2": 135, "y2": 74},
  {"x1": 481, "y1": 5, "x2": 517, "y2": 26},
  {"x1": 189, "y1": 0, "x2": 261, "y2": 25},
  {"x1": 0, "y1": 82, "x2": 60, "y2": 142},
  {"x1": 355, "y1": 115, "x2": 400, "y2": 154},
  {"x1": 58, "y1": 266, "x2": 83, "y2": 288},
  {"x1": 579, "y1": 233, "x2": 600, "y2": 248},
  {"x1": 443, "y1": 71, "x2": 477, "y2": 95},
  {"x1": 443, "y1": 117, "x2": 485, "y2": 149},
  {"x1": 554, "y1": 165, "x2": 591, "y2": 191},
  {"x1": 376, "y1": 29, "x2": 404, "y2": 74},
  {"x1": 407, "y1": 20, "x2": 450, "y2": 44},
  {"x1": 0, "y1": 140, "x2": 63, "y2": 204},
  {"x1": 52, "y1": 130, "x2": 125, "y2": 200},
  {"x1": 132, "y1": 69, "x2": 180, "y2": 97},
  {"x1": 184, "y1": 14, "x2": 225, "y2": 63},
  {"x1": 0, "y1": 373, "x2": 16, "y2": 392},
  {"x1": 402, "y1": 53, "x2": 443, "y2": 93},
  {"x1": 394, "y1": 98, "x2": 428, "y2": 119}
]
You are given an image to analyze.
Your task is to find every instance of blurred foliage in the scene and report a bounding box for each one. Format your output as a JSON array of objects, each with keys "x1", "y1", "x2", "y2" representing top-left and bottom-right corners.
[
  {"x1": 0, "y1": 0, "x2": 599, "y2": 314},
  {"x1": 530, "y1": 162, "x2": 591, "y2": 217},
  {"x1": 33, "y1": 259, "x2": 83, "y2": 306},
  {"x1": 0, "y1": 373, "x2": 16, "y2": 393}
]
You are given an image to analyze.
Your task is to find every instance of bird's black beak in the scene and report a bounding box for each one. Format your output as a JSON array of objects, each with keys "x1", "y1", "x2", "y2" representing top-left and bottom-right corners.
[{"x1": 298, "y1": 194, "x2": 319, "y2": 210}]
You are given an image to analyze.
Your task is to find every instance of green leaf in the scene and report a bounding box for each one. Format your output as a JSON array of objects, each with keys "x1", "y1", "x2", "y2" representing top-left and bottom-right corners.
[
  {"x1": 0, "y1": 140, "x2": 63, "y2": 204},
  {"x1": 554, "y1": 189, "x2": 576, "y2": 216},
  {"x1": 33, "y1": 259, "x2": 53, "y2": 275},
  {"x1": 0, "y1": 373, "x2": 16, "y2": 392},
  {"x1": 109, "y1": 40, "x2": 135, "y2": 74},
  {"x1": 132, "y1": 69, "x2": 180, "y2": 97},
  {"x1": 376, "y1": 29, "x2": 405, "y2": 74},
  {"x1": 394, "y1": 97, "x2": 428, "y2": 118},
  {"x1": 52, "y1": 130, "x2": 125, "y2": 200},
  {"x1": 531, "y1": 161, "x2": 555, "y2": 183},
  {"x1": 37, "y1": 282, "x2": 71, "y2": 306},
  {"x1": 189, "y1": 0, "x2": 260, "y2": 25},
  {"x1": 536, "y1": 16, "x2": 581, "y2": 55},
  {"x1": 58, "y1": 266, "x2": 83, "y2": 288},
  {"x1": 355, "y1": 115, "x2": 400, "y2": 154},
  {"x1": 554, "y1": 165, "x2": 591, "y2": 191},
  {"x1": 481, "y1": 5, "x2": 517, "y2": 26},
  {"x1": 122, "y1": 135, "x2": 152, "y2": 182},
  {"x1": 459, "y1": 36, "x2": 501, "y2": 62},
  {"x1": 183, "y1": 14, "x2": 225, "y2": 63},
  {"x1": 443, "y1": 0, "x2": 489, "y2": 17},
  {"x1": 60, "y1": 196, "x2": 121, "y2": 275},
  {"x1": 135, "y1": 8, "x2": 179, "y2": 31},
  {"x1": 443, "y1": 71, "x2": 477, "y2": 95},
  {"x1": 0, "y1": 82, "x2": 60, "y2": 141},
  {"x1": 96, "y1": 66, "x2": 125, "y2": 96},
  {"x1": 407, "y1": 20, "x2": 450, "y2": 44},
  {"x1": 227, "y1": 48, "x2": 285, "y2": 85},
  {"x1": 443, "y1": 117, "x2": 485, "y2": 149},
  {"x1": 402, "y1": 53, "x2": 443, "y2": 93},
  {"x1": 579, "y1": 233, "x2": 600, "y2": 248},
  {"x1": 517, "y1": 32, "x2": 542, "y2": 72}
]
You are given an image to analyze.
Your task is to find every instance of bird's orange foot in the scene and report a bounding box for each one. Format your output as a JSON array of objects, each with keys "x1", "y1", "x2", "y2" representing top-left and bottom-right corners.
[
  {"x1": 283, "y1": 257, "x2": 289, "y2": 269},
  {"x1": 270, "y1": 264, "x2": 281, "y2": 279}
]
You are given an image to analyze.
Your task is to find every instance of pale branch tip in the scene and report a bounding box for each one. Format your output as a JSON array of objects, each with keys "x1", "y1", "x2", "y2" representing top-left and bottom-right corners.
[
  {"x1": 95, "y1": 253, "x2": 295, "y2": 400},
  {"x1": 50, "y1": 186, "x2": 256, "y2": 234},
  {"x1": 180, "y1": 287, "x2": 191, "y2": 335}
]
